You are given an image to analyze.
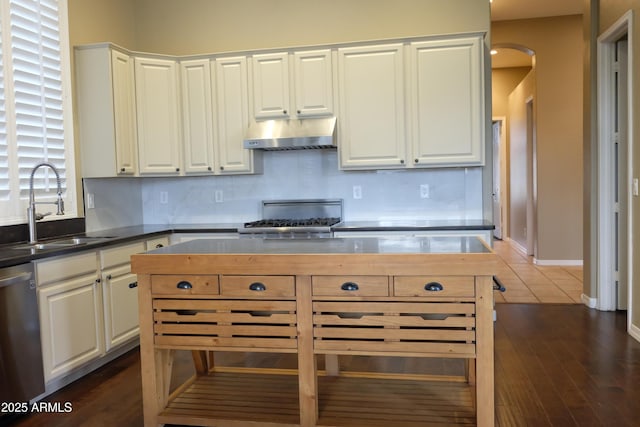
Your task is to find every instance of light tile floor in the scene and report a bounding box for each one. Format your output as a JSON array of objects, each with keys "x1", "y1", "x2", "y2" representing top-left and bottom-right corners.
[{"x1": 492, "y1": 239, "x2": 583, "y2": 304}]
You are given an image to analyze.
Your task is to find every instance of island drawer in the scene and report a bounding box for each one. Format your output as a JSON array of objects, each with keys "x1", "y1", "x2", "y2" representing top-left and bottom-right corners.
[
  {"x1": 313, "y1": 301, "x2": 476, "y2": 356},
  {"x1": 151, "y1": 275, "x2": 220, "y2": 295},
  {"x1": 312, "y1": 276, "x2": 389, "y2": 297},
  {"x1": 393, "y1": 276, "x2": 474, "y2": 298},
  {"x1": 220, "y1": 275, "x2": 295, "y2": 298}
]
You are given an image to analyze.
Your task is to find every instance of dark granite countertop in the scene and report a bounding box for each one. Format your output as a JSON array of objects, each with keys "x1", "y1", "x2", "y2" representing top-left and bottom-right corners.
[{"x1": 0, "y1": 223, "x2": 240, "y2": 268}]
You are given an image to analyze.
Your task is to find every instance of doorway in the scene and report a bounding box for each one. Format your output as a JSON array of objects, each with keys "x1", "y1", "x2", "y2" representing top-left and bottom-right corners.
[
  {"x1": 597, "y1": 12, "x2": 633, "y2": 322},
  {"x1": 492, "y1": 118, "x2": 506, "y2": 240}
]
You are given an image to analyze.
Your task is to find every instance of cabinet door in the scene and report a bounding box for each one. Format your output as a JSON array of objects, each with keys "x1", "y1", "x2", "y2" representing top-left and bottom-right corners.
[
  {"x1": 38, "y1": 274, "x2": 104, "y2": 383},
  {"x1": 252, "y1": 52, "x2": 290, "y2": 119},
  {"x1": 181, "y1": 59, "x2": 215, "y2": 174},
  {"x1": 102, "y1": 266, "x2": 140, "y2": 350},
  {"x1": 410, "y1": 37, "x2": 484, "y2": 166},
  {"x1": 111, "y1": 50, "x2": 138, "y2": 175},
  {"x1": 293, "y1": 49, "x2": 333, "y2": 117},
  {"x1": 338, "y1": 44, "x2": 406, "y2": 169},
  {"x1": 214, "y1": 56, "x2": 254, "y2": 173},
  {"x1": 135, "y1": 57, "x2": 182, "y2": 174}
]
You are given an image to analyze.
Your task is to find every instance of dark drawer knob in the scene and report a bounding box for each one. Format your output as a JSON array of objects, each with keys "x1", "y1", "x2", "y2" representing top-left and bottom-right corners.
[
  {"x1": 177, "y1": 281, "x2": 193, "y2": 290},
  {"x1": 249, "y1": 282, "x2": 266, "y2": 291},
  {"x1": 424, "y1": 282, "x2": 444, "y2": 292},
  {"x1": 341, "y1": 282, "x2": 359, "y2": 291},
  {"x1": 129, "y1": 282, "x2": 138, "y2": 289}
]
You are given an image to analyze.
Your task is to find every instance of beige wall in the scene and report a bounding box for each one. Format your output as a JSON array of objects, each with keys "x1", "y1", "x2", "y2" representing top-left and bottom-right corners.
[
  {"x1": 492, "y1": 67, "x2": 532, "y2": 118},
  {"x1": 68, "y1": 0, "x2": 137, "y2": 47},
  {"x1": 597, "y1": 1, "x2": 640, "y2": 332},
  {"x1": 507, "y1": 71, "x2": 536, "y2": 250},
  {"x1": 131, "y1": 0, "x2": 490, "y2": 55},
  {"x1": 493, "y1": 16, "x2": 583, "y2": 262}
]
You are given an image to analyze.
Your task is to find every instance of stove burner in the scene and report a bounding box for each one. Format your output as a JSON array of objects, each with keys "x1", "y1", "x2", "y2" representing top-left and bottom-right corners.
[{"x1": 243, "y1": 217, "x2": 341, "y2": 228}]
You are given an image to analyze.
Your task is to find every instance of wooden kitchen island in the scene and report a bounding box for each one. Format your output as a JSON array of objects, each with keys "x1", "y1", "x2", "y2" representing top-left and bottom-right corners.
[{"x1": 131, "y1": 237, "x2": 499, "y2": 427}]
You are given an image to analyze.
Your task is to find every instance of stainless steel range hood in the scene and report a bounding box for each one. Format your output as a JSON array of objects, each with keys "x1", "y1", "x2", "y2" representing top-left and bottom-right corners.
[{"x1": 243, "y1": 117, "x2": 336, "y2": 151}]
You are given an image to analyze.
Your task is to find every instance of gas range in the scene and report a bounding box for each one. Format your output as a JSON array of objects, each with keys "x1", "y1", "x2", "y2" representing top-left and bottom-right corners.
[{"x1": 239, "y1": 199, "x2": 343, "y2": 238}]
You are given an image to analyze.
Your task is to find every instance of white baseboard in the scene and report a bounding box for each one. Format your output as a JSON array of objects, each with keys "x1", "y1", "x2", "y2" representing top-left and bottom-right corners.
[
  {"x1": 630, "y1": 323, "x2": 640, "y2": 343},
  {"x1": 534, "y1": 259, "x2": 584, "y2": 266},
  {"x1": 581, "y1": 293, "x2": 597, "y2": 308}
]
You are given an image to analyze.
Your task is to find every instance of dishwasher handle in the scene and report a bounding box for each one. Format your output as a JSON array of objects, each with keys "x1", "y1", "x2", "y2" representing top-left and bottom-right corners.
[{"x1": 0, "y1": 271, "x2": 33, "y2": 288}]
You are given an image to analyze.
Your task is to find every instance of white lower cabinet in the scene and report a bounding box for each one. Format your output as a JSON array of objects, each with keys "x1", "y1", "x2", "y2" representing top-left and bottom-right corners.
[
  {"x1": 36, "y1": 236, "x2": 172, "y2": 384},
  {"x1": 36, "y1": 252, "x2": 103, "y2": 383},
  {"x1": 99, "y1": 241, "x2": 146, "y2": 351}
]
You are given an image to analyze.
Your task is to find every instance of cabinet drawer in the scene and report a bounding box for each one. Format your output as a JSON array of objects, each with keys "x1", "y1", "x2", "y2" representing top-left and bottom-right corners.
[
  {"x1": 312, "y1": 276, "x2": 389, "y2": 297},
  {"x1": 220, "y1": 276, "x2": 295, "y2": 298},
  {"x1": 393, "y1": 276, "x2": 474, "y2": 297},
  {"x1": 151, "y1": 275, "x2": 219, "y2": 295},
  {"x1": 100, "y1": 241, "x2": 146, "y2": 269}
]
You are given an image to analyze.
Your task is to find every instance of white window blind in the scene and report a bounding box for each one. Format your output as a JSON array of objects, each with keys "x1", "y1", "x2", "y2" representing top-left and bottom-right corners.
[{"x1": 0, "y1": 0, "x2": 75, "y2": 225}]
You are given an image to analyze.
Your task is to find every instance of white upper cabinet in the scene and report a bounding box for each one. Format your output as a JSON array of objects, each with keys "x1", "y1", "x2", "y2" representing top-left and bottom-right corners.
[
  {"x1": 75, "y1": 45, "x2": 138, "y2": 177},
  {"x1": 214, "y1": 56, "x2": 257, "y2": 174},
  {"x1": 134, "y1": 56, "x2": 182, "y2": 175},
  {"x1": 337, "y1": 44, "x2": 406, "y2": 169},
  {"x1": 293, "y1": 49, "x2": 333, "y2": 117},
  {"x1": 252, "y1": 52, "x2": 290, "y2": 119},
  {"x1": 252, "y1": 49, "x2": 334, "y2": 120},
  {"x1": 180, "y1": 59, "x2": 215, "y2": 174},
  {"x1": 409, "y1": 36, "x2": 484, "y2": 167}
]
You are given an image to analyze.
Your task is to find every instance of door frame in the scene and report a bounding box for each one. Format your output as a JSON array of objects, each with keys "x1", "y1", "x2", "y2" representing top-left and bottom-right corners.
[
  {"x1": 492, "y1": 116, "x2": 508, "y2": 240},
  {"x1": 597, "y1": 10, "x2": 634, "y2": 325}
]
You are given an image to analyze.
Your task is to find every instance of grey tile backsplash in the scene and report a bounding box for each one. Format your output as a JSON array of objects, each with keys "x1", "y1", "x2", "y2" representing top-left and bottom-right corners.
[{"x1": 83, "y1": 150, "x2": 483, "y2": 231}]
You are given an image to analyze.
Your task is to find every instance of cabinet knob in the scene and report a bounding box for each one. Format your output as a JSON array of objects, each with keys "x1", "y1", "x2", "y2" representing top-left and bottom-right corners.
[
  {"x1": 283, "y1": 110, "x2": 287, "y2": 115},
  {"x1": 176, "y1": 168, "x2": 180, "y2": 172},
  {"x1": 96, "y1": 278, "x2": 101, "y2": 284},
  {"x1": 424, "y1": 282, "x2": 444, "y2": 292},
  {"x1": 155, "y1": 243, "x2": 164, "y2": 248},
  {"x1": 129, "y1": 282, "x2": 138, "y2": 289},
  {"x1": 176, "y1": 281, "x2": 193, "y2": 290},
  {"x1": 249, "y1": 282, "x2": 266, "y2": 292},
  {"x1": 220, "y1": 166, "x2": 224, "y2": 171},
  {"x1": 106, "y1": 274, "x2": 112, "y2": 280},
  {"x1": 207, "y1": 166, "x2": 212, "y2": 171},
  {"x1": 414, "y1": 159, "x2": 419, "y2": 164},
  {"x1": 297, "y1": 110, "x2": 301, "y2": 114},
  {"x1": 400, "y1": 159, "x2": 405, "y2": 164},
  {"x1": 120, "y1": 167, "x2": 126, "y2": 173},
  {"x1": 341, "y1": 282, "x2": 359, "y2": 291}
]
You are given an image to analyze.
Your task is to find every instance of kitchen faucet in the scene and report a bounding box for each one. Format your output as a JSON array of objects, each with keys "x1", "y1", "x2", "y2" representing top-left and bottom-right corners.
[{"x1": 27, "y1": 162, "x2": 65, "y2": 243}]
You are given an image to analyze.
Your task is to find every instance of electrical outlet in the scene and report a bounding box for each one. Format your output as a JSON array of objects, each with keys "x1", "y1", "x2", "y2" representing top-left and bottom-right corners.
[
  {"x1": 215, "y1": 190, "x2": 223, "y2": 203},
  {"x1": 633, "y1": 178, "x2": 639, "y2": 196},
  {"x1": 352, "y1": 185, "x2": 362, "y2": 199},
  {"x1": 160, "y1": 191, "x2": 168, "y2": 204},
  {"x1": 86, "y1": 193, "x2": 95, "y2": 209},
  {"x1": 420, "y1": 184, "x2": 430, "y2": 199}
]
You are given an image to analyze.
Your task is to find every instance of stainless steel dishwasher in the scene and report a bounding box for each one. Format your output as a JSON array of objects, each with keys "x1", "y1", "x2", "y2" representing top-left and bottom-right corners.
[{"x1": 0, "y1": 263, "x2": 45, "y2": 405}]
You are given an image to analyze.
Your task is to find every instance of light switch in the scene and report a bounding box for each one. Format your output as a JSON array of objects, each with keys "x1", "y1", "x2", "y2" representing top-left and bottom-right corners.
[{"x1": 633, "y1": 178, "x2": 639, "y2": 196}]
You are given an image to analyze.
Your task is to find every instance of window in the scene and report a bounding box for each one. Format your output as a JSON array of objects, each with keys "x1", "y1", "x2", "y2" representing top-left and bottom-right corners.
[{"x1": 0, "y1": 0, "x2": 75, "y2": 225}]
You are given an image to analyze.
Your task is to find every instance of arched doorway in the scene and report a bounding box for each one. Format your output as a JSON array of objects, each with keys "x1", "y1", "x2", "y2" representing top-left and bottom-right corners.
[{"x1": 490, "y1": 44, "x2": 536, "y2": 255}]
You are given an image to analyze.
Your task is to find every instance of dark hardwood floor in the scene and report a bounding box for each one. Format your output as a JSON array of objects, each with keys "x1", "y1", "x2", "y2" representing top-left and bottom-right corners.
[{"x1": 5, "y1": 304, "x2": 640, "y2": 427}]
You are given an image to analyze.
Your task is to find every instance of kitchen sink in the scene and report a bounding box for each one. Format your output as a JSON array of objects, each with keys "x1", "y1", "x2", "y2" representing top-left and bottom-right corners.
[{"x1": 9, "y1": 236, "x2": 113, "y2": 251}]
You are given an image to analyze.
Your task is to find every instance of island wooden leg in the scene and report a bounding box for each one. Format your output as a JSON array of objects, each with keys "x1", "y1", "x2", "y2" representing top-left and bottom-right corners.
[
  {"x1": 475, "y1": 275, "x2": 495, "y2": 427},
  {"x1": 138, "y1": 274, "x2": 165, "y2": 427},
  {"x1": 296, "y1": 275, "x2": 318, "y2": 427}
]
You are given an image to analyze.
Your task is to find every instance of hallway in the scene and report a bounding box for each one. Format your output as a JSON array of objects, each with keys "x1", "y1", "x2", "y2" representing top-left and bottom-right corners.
[{"x1": 493, "y1": 239, "x2": 583, "y2": 304}]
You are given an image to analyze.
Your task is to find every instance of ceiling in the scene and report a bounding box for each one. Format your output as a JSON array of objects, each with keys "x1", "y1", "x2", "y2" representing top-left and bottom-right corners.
[{"x1": 489, "y1": 0, "x2": 583, "y2": 68}]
